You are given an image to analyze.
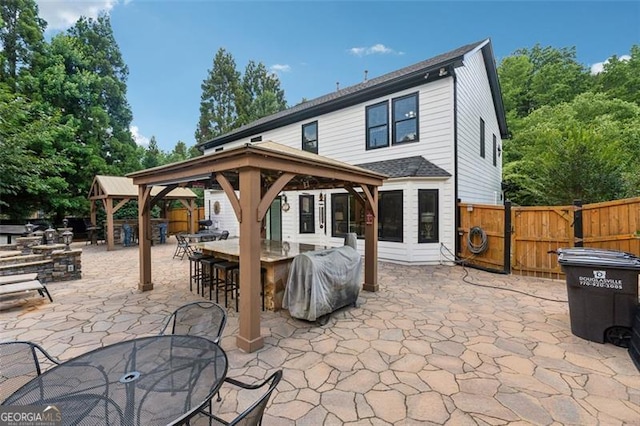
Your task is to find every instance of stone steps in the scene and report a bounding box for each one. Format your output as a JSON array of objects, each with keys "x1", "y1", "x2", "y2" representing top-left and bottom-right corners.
[{"x1": 0, "y1": 253, "x2": 46, "y2": 267}]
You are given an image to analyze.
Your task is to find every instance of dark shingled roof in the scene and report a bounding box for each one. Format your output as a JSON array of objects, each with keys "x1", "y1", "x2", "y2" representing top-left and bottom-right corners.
[
  {"x1": 356, "y1": 156, "x2": 451, "y2": 178},
  {"x1": 201, "y1": 38, "x2": 508, "y2": 149}
]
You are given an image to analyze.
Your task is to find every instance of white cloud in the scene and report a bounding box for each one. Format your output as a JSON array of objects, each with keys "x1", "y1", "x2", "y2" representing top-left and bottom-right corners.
[
  {"x1": 270, "y1": 64, "x2": 291, "y2": 73},
  {"x1": 590, "y1": 54, "x2": 631, "y2": 75},
  {"x1": 36, "y1": 0, "x2": 120, "y2": 31},
  {"x1": 348, "y1": 43, "x2": 403, "y2": 57},
  {"x1": 130, "y1": 125, "x2": 149, "y2": 147}
]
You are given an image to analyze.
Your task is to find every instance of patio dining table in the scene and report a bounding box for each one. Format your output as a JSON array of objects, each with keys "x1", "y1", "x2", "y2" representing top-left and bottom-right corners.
[{"x1": 2, "y1": 335, "x2": 228, "y2": 426}]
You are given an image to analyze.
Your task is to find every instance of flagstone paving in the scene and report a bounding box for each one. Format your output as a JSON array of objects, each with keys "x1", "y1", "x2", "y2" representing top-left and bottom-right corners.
[{"x1": 1, "y1": 240, "x2": 639, "y2": 425}]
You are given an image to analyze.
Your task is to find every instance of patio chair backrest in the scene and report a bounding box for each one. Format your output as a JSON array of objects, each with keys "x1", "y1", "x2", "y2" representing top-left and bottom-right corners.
[
  {"x1": 225, "y1": 370, "x2": 283, "y2": 426},
  {"x1": 159, "y1": 301, "x2": 227, "y2": 343},
  {"x1": 219, "y1": 230, "x2": 229, "y2": 240},
  {"x1": 0, "y1": 341, "x2": 60, "y2": 403}
]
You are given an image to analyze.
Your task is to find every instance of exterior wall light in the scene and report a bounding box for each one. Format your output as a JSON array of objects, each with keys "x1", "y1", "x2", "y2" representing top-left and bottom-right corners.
[
  {"x1": 25, "y1": 222, "x2": 35, "y2": 235},
  {"x1": 62, "y1": 230, "x2": 73, "y2": 251},
  {"x1": 44, "y1": 227, "x2": 56, "y2": 245}
]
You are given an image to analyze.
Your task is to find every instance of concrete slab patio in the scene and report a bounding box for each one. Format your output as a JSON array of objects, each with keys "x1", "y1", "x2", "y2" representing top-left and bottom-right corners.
[{"x1": 1, "y1": 240, "x2": 638, "y2": 425}]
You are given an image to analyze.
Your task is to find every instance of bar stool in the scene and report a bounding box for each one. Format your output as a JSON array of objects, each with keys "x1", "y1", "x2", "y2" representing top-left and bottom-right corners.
[
  {"x1": 199, "y1": 257, "x2": 225, "y2": 301},
  {"x1": 234, "y1": 267, "x2": 267, "y2": 311},
  {"x1": 213, "y1": 261, "x2": 239, "y2": 311},
  {"x1": 188, "y1": 252, "x2": 211, "y2": 294}
]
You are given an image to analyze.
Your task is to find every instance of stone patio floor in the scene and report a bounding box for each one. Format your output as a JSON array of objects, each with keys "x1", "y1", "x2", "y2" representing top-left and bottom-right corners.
[{"x1": 1, "y1": 240, "x2": 639, "y2": 425}]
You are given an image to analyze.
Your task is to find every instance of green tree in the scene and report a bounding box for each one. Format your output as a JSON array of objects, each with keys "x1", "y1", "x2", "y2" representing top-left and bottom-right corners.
[
  {"x1": 166, "y1": 140, "x2": 190, "y2": 163},
  {"x1": 196, "y1": 48, "x2": 241, "y2": 143},
  {"x1": 503, "y1": 92, "x2": 640, "y2": 205},
  {"x1": 0, "y1": 0, "x2": 46, "y2": 90},
  {"x1": 25, "y1": 13, "x2": 139, "y2": 219},
  {"x1": 196, "y1": 50, "x2": 288, "y2": 143},
  {"x1": 238, "y1": 61, "x2": 286, "y2": 124},
  {"x1": 142, "y1": 136, "x2": 164, "y2": 169},
  {"x1": 594, "y1": 45, "x2": 640, "y2": 106},
  {"x1": 498, "y1": 45, "x2": 592, "y2": 118},
  {"x1": 0, "y1": 83, "x2": 73, "y2": 219}
]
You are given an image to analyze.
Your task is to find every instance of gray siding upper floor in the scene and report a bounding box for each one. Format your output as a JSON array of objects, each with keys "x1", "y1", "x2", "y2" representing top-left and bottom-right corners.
[{"x1": 456, "y1": 48, "x2": 504, "y2": 204}]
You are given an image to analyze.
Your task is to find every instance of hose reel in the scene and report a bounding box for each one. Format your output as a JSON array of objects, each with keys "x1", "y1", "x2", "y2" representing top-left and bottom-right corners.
[{"x1": 466, "y1": 226, "x2": 488, "y2": 254}]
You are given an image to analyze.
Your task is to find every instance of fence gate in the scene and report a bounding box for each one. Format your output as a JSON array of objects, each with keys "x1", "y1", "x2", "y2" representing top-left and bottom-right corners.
[
  {"x1": 459, "y1": 197, "x2": 640, "y2": 279},
  {"x1": 510, "y1": 205, "x2": 574, "y2": 279},
  {"x1": 457, "y1": 202, "x2": 508, "y2": 273}
]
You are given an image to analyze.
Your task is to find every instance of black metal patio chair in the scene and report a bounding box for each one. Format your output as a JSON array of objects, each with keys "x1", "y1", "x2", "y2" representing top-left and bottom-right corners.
[
  {"x1": 159, "y1": 301, "x2": 227, "y2": 344},
  {"x1": 202, "y1": 370, "x2": 283, "y2": 425},
  {"x1": 173, "y1": 233, "x2": 193, "y2": 260},
  {"x1": 0, "y1": 341, "x2": 60, "y2": 403}
]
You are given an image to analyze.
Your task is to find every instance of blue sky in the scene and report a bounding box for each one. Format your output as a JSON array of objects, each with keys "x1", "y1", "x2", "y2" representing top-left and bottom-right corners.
[{"x1": 37, "y1": 1, "x2": 640, "y2": 152}]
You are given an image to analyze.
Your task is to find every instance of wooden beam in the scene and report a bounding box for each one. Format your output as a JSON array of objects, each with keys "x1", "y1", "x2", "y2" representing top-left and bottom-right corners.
[
  {"x1": 236, "y1": 167, "x2": 264, "y2": 352},
  {"x1": 106, "y1": 199, "x2": 114, "y2": 251},
  {"x1": 257, "y1": 172, "x2": 295, "y2": 222},
  {"x1": 149, "y1": 185, "x2": 177, "y2": 209},
  {"x1": 216, "y1": 172, "x2": 242, "y2": 222},
  {"x1": 138, "y1": 184, "x2": 153, "y2": 291},
  {"x1": 112, "y1": 198, "x2": 129, "y2": 215},
  {"x1": 363, "y1": 186, "x2": 378, "y2": 292}
]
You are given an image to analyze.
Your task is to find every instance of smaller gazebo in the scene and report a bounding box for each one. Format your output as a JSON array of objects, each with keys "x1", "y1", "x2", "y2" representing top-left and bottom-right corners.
[{"x1": 88, "y1": 175, "x2": 198, "y2": 251}]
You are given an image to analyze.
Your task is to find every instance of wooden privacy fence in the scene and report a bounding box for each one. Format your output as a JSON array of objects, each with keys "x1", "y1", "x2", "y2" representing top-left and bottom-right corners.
[
  {"x1": 167, "y1": 207, "x2": 205, "y2": 235},
  {"x1": 458, "y1": 197, "x2": 640, "y2": 279}
]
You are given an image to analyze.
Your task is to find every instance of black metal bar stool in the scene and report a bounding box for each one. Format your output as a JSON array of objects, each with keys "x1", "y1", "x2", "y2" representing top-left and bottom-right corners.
[
  {"x1": 213, "y1": 261, "x2": 239, "y2": 311},
  {"x1": 199, "y1": 257, "x2": 226, "y2": 301},
  {"x1": 188, "y1": 252, "x2": 211, "y2": 294},
  {"x1": 234, "y1": 266, "x2": 267, "y2": 311}
]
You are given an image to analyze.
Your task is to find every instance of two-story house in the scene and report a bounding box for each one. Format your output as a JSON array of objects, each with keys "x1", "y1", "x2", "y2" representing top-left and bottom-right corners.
[{"x1": 199, "y1": 38, "x2": 508, "y2": 265}]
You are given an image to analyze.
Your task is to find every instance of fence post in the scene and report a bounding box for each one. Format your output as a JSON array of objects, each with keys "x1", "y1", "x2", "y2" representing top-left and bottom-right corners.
[
  {"x1": 573, "y1": 199, "x2": 583, "y2": 247},
  {"x1": 504, "y1": 200, "x2": 512, "y2": 274}
]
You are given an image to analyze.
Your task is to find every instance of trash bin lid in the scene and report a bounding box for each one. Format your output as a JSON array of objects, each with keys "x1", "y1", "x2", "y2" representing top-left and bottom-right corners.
[
  {"x1": 556, "y1": 247, "x2": 637, "y2": 259},
  {"x1": 558, "y1": 253, "x2": 640, "y2": 270}
]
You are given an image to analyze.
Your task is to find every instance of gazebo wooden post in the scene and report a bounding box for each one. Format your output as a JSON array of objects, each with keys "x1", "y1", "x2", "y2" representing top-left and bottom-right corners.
[
  {"x1": 106, "y1": 199, "x2": 115, "y2": 251},
  {"x1": 189, "y1": 199, "x2": 197, "y2": 234},
  {"x1": 363, "y1": 186, "x2": 379, "y2": 292},
  {"x1": 236, "y1": 167, "x2": 264, "y2": 352},
  {"x1": 138, "y1": 184, "x2": 153, "y2": 291}
]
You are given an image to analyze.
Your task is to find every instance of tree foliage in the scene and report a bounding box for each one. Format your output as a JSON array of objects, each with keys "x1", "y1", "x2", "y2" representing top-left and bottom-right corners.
[
  {"x1": 0, "y1": 0, "x2": 45, "y2": 89},
  {"x1": 196, "y1": 49, "x2": 287, "y2": 143}
]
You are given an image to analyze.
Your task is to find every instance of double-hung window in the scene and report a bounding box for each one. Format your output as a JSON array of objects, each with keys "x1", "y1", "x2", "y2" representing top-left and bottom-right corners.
[
  {"x1": 378, "y1": 191, "x2": 403, "y2": 242},
  {"x1": 392, "y1": 93, "x2": 419, "y2": 144},
  {"x1": 299, "y1": 195, "x2": 315, "y2": 233},
  {"x1": 418, "y1": 190, "x2": 438, "y2": 243},
  {"x1": 366, "y1": 102, "x2": 389, "y2": 149},
  {"x1": 480, "y1": 118, "x2": 486, "y2": 158},
  {"x1": 492, "y1": 134, "x2": 497, "y2": 166},
  {"x1": 302, "y1": 121, "x2": 318, "y2": 154}
]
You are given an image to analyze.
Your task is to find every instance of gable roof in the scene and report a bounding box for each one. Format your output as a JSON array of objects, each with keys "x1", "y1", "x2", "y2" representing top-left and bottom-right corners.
[
  {"x1": 88, "y1": 175, "x2": 197, "y2": 200},
  {"x1": 200, "y1": 38, "x2": 508, "y2": 150},
  {"x1": 356, "y1": 156, "x2": 451, "y2": 178}
]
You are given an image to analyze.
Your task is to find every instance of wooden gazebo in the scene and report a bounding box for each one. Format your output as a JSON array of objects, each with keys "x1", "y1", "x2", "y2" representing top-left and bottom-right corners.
[
  {"x1": 88, "y1": 175, "x2": 198, "y2": 251},
  {"x1": 127, "y1": 141, "x2": 386, "y2": 353}
]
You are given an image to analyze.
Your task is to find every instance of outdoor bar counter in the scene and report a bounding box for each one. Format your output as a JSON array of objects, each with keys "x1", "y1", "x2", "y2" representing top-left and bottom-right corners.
[{"x1": 197, "y1": 239, "x2": 331, "y2": 311}]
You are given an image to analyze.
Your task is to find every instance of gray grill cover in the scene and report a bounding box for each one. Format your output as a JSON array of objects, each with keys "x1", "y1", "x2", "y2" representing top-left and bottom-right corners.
[{"x1": 283, "y1": 246, "x2": 362, "y2": 321}]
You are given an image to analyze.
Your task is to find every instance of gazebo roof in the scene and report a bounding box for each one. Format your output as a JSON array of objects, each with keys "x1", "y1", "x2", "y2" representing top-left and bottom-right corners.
[
  {"x1": 127, "y1": 141, "x2": 387, "y2": 190},
  {"x1": 89, "y1": 175, "x2": 197, "y2": 200}
]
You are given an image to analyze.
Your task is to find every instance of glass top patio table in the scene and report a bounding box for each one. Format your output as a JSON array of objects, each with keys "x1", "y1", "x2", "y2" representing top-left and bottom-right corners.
[{"x1": 2, "y1": 335, "x2": 228, "y2": 426}]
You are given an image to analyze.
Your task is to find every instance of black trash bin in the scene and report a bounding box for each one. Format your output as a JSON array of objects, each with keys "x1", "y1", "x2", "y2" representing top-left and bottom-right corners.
[{"x1": 557, "y1": 249, "x2": 640, "y2": 347}]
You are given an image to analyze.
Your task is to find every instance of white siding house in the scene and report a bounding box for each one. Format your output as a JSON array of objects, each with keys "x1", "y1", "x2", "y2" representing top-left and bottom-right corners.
[{"x1": 200, "y1": 39, "x2": 508, "y2": 265}]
